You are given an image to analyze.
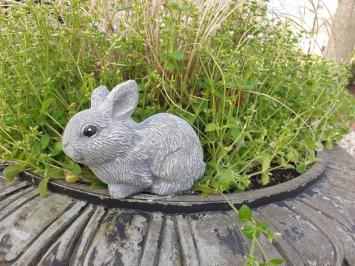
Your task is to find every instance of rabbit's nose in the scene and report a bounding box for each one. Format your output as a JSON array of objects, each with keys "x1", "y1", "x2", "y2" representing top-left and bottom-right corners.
[{"x1": 62, "y1": 142, "x2": 75, "y2": 158}]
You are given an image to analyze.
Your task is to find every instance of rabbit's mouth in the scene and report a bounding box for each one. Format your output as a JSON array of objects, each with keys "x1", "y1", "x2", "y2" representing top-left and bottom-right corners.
[
  {"x1": 67, "y1": 152, "x2": 84, "y2": 163},
  {"x1": 63, "y1": 144, "x2": 84, "y2": 162}
]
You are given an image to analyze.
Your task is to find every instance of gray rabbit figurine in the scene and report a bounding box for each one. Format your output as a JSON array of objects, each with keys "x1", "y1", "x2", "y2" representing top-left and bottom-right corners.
[{"x1": 62, "y1": 80, "x2": 205, "y2": 199}]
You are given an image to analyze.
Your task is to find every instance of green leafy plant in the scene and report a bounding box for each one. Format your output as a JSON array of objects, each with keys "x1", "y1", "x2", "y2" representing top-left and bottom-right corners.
[
  {"x1": 222, "y1": 194, "x2": 283, "y2": 266},
  {"x1": 1, "y1": 1, "x2": 353, "y2": 265},
  {"x1": 0, "y1": 0, "x2": 354, "y2": 195},
  {"x1": 349, "y1": 50, "x2": 355, "y2": 87}
]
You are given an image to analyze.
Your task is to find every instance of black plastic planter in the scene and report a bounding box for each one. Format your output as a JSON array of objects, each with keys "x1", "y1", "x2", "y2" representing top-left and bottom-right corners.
[{"x1": 0, "y1": 146, "x2": 354, "y2": 266}]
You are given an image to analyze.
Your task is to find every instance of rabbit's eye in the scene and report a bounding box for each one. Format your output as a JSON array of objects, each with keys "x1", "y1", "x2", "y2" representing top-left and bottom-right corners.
[{"x1": 83, "y1": 125, "x2": 98, "y2": 137}]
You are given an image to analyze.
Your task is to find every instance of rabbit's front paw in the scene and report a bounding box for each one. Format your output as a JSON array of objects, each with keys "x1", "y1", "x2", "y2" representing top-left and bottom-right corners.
[{"x1": 108, "y1": 184, "x2": 144, "y2": 199}]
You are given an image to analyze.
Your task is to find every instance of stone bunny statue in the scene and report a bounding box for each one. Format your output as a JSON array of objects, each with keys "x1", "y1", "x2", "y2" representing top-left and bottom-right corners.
[{"x1": 62, "y1": 80, "x2": 205, "y2": 199}]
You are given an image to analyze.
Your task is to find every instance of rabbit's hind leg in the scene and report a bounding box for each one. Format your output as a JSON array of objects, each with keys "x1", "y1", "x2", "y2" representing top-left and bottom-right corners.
[
  {"x1": 108, "y1": 184, "x2": 145, "y2": 199},
  {"x1": 150, "y1": 148, "x2": 203, "y2": 195},
  {"x1": 149, "y1": 179, "x2": 186, "y2": 195},
  {"x1": 149, "y1": 178, "x2": 194, "y2": 195}
]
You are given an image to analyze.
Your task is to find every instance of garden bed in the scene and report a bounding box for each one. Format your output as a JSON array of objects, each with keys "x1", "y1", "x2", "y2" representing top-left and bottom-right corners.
[
  {"x1": 0, "y1": 146, "x2": 354, "y2": 265},
  {"x1": 11, "y1": 151, "x2": 326, "y2": 214},
  {"x1": 1, "y1": 0, "x2": 354, "y2": 198},
  {"x1": 1, "y1": 1, "x2": 355, "y2": 265}
]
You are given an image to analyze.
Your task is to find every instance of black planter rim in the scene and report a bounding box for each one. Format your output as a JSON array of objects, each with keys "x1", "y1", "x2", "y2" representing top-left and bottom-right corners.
[{"x1": 1, "y1": 150, "x2": 327, "y2": 214}]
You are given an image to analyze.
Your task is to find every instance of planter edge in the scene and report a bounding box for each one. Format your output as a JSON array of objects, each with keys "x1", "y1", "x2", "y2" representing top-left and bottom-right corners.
[{"x1": 1, "y1": 150, "x2": 327, "y2": 214}]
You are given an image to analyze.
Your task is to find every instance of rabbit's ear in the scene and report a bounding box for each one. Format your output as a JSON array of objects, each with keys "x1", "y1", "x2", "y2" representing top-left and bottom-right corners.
[
  {"x1": 104, "y1": 80, "x2": 139, "y2": 119},
  {"x1": 91, "y1": 85, "x2": 109, "y2": 108}
]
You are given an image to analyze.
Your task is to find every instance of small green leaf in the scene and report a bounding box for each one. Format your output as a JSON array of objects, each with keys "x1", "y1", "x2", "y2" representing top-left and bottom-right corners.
[
  {"x1": 239, "y1": 81, "x2": 257, "y2": 90},
  {"x1": 38, "y1": 178, "x2": 49, "y2": 197},
  {"x1": 3, "y1": 164, "x2": 25, "y2": 182},
  {"x1": 315, "y1": 141, "x2": 323, "y2": 152},
  {"x1": 170, "y1": 50, "x2": 183, "y2": 61},
  {"x1": 205, "y1": 123, "x2": 218, "y2": 132},
  {"x1": 281, "y1": 163, "x2": 294, "y2": 169},
  {"x1": 40, "y1": 98, "x2": 53, "y2": 114},
  {"x1": 257, "y1": 221, "x2": 268, "y2": 230},
  {"x1": 268, "y1": 258, "x2": 284, "y2": 265},
  {"x1": 180, "y1": 112, "x2": 196, "y2": 125},
  {"x1": 192, "y1": 100, "x2": 208, "y2": 115},
  {"x1": 287, "y1": 149, "x2": 299, "y2": 161},
  {"x1": 241, "y1": 223, "x2": 254, "y2": 239},
  {"x1": 225, "y1": 121, "x2": 239, "y2": 129},
  {"x1": 305, "y1": 139, "x2": 316, "y2": 149},
  {"x1": 51, "y1": 141, "x2": 63, "y2": 156},
  {"x1": 47, "y1": 168, "x2": 64, "y2": 179},
  {"x1": 238, "y1": 204, "x2": 252, "y2": 222},
  {"x1": 226, "y1": 122, "x2": 242, "y2": 139},
  {"x1": 217, "y1": 169, "x2": 235, "y2": 190},
  {"x1": 90, "y1": 179, "x2": 108, "y2": 189},
  {"x1": 230, "y1": 127, "x2": 241, "y2": 139},
  {"x1": 69, "y1": 163, "x2": 82, "y2": 175},
  {"x1": 165, "y1": 61, "x2": 175, "y2": 72},
  {"x1": 40, "y1": 134, "x2": 51, "y2": 149},
  {"x1": 235, "y1": 174, "x2": 251, "y2": 191},
  {"x1": 296, "y1": 164, "x2": 306, "y2": 174},
  {"x1": 325, "y1": 139, "x2": 334, "y2": 150}
]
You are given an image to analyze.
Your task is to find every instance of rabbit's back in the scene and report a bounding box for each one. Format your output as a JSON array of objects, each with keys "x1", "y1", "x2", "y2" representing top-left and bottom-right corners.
[{"x1": 139, "y1": 113, "x2": 201, "y2": 151}]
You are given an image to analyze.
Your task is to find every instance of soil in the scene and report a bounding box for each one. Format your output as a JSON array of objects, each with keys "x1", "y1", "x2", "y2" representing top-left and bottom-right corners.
[
  {"x1": 247, "y1": 168, "x2": 299, "y2": 191},
  {"x1": 348, "y1": 83, "x2": 355, "y2": 96}
]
